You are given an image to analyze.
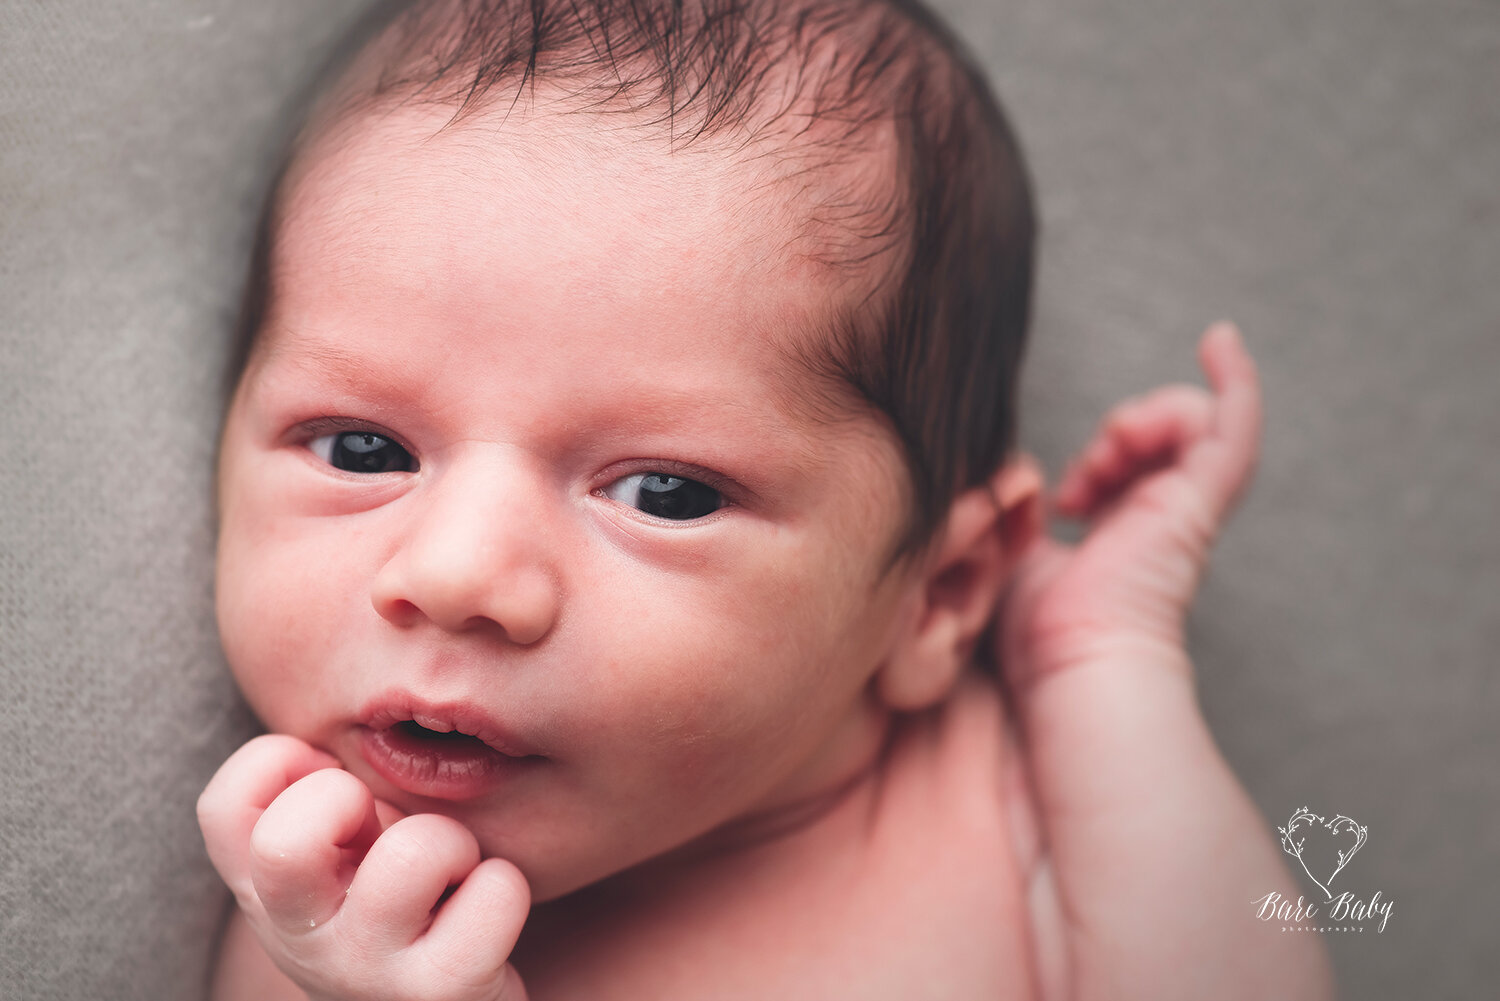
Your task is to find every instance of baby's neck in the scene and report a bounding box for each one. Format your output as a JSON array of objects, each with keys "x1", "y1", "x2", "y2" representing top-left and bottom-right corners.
[{"x1": 515, "y1": 702, "x2": 899, "y2": 965}]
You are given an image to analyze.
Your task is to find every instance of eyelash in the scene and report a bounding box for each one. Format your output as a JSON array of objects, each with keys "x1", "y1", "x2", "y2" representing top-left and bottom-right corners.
[{"x1": 296, "y1": 420, "x2": 735, "y2": 521}]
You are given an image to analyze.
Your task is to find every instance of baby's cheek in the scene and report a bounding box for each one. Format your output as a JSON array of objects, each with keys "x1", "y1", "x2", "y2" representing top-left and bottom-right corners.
[
  {"x1": 564, "y1": 636, "x2": 791, "y2": 790},
  {"x1": 215, "y1": 538, "x2": 338, "y2": 724}
]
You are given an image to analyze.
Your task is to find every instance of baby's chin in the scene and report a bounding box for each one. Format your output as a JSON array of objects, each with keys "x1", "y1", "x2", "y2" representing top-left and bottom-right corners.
[{"x1": 531, "y1": 764, "x2": 888, "y2": 904}]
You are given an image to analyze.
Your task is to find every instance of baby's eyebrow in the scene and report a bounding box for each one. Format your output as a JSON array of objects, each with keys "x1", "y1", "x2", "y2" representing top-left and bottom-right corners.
[
  {"x1": 249, "y1": 328, "x2": 841, "y2": 472},
  {"x1": 253, "y1": 333, "x2": 386, "y2": 390}
]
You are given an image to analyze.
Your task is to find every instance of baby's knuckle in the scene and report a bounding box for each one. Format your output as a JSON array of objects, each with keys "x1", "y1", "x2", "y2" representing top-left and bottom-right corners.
[
  {"x1": 374, "y1": 822, "x2": 446, "y2": 876},
  {"x1": 312, "y1": 767, "x2": 367, "y2": 806},
  {"x1": 381, "y1": 839, "x2": 433, "y2": 879},
  {"x1": 247, "y1": 819, "x2": 305, "y2": 871}
]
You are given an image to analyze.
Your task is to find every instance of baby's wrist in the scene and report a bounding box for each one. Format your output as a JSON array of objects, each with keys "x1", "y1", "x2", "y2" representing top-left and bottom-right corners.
[{"x1": 1007, "y1": 622, "x2": 1193, "y2": 693}]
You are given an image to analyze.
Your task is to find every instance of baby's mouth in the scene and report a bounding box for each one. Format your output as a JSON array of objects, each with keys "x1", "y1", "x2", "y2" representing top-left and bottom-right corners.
[
  {"x1": 392, "y1": 719, "x2": 489, "y2": 747},
  {"x1": 358, "y1": 710, "x2": 540, "y2": 800}
]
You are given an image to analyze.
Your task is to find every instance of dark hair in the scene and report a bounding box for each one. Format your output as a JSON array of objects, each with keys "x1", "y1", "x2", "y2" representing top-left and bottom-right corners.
[{"x1": 231, "y1": 0, "x2": 1034, "y2": 553}]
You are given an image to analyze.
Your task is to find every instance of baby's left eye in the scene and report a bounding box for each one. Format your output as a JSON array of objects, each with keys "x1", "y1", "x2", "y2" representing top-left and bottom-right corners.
[{"x1": 601, "y1": 472, "x2": 724, "y2": 521}]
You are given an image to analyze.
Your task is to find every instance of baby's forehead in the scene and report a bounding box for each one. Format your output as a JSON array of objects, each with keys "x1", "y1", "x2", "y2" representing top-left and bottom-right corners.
[
  {"x1": 267, "y1": 101, "x2": 888, "y2": 417},
  {"x1": 295, "y1": 81, "x2": 902, "y2": 262},
  {"x1": 288, "y1": 0, "x2": 918, "y2": 284},
  {"x1": 287, "y1": 99, "x2": 892, "y2": 335}
]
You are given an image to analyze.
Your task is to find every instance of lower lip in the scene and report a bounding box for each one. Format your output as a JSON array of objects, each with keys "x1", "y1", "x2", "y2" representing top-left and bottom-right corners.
[{"x1": 358, "y1": 724, "x2": 537, "y2": 801}]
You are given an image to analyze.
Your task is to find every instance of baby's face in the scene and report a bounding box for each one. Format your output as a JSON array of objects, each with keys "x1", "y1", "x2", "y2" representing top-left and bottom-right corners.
[{"x1": 216, "y1": 106, "x2": 925, "y2": 899}]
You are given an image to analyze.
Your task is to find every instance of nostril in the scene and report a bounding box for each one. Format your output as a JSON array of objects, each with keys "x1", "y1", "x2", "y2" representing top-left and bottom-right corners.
[{"x1": 374, "y1": 595, "x2": 423, "y2": 626}]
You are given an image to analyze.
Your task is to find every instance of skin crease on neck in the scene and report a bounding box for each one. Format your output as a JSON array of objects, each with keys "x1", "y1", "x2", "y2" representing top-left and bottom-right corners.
[{"x1": 215, "y1": 95, "x2": 969, "y2": 905}]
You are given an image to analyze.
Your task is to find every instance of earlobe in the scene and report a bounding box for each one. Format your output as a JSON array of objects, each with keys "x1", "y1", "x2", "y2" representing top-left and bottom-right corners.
[{"x1": 876, "y1": 456, "x2": 1043, "y2": 712}]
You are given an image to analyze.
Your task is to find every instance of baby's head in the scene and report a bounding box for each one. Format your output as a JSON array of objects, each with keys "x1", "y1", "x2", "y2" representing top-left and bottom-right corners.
[{"x1": 216, "y1": 0, "x2": 1038, "y2": 899}]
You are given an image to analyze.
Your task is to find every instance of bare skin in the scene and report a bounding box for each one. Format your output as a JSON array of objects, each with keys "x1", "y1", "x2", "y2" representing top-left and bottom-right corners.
[
  {"x1": 207, "y1": 673, "x2": 1038, "y2": 1001},
  {"x1": 1000, "y1": 326, "x2": 1335, "y2": 999},
  {"x1": 199, "y1": 309, "x2": 1334, "y2": 998}
]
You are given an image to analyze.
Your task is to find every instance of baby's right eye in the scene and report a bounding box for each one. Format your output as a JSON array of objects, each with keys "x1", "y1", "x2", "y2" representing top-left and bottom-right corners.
[{"x1": 307, "y1": 431, "x2": 416, "y2": 473}]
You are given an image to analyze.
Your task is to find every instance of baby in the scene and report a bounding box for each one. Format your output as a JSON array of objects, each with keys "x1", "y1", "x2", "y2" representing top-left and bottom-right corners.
[{"x1": 197, "y1": 0, "x2": 1335, "y2": 998}]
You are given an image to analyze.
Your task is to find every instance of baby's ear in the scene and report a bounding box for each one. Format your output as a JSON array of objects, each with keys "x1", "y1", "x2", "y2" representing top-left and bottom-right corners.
[{"x1": 876, "y1": 455, "x2": 1043, "y2": 712}]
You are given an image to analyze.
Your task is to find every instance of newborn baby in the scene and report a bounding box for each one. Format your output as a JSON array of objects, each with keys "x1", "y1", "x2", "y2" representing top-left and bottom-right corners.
[{"x1": 197, "y1": 0, "x2": 1335, "y2": 997}]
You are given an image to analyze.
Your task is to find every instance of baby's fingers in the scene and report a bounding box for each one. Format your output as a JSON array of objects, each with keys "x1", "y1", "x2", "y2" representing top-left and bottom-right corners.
[
  {"x1": 1055, "y1": 323, "x2": 1261, "y2": 530},
  {"x1": 198, "y1": 734, "x2": 341, "y2": 901},
  {"x1": 340, "y1": 813, "x2": 486, "y2": 953},
  {"x1": 417, "y1": 858, "x2": 531, "y2": 995},
  {"x1": 1055, "y1": 385, "x2": 1214, "y2": 519},
  {"x1": 250, "y1": 767, "x2": 383, "y2": 934},
  {"x1": 1186, "y1": 321, "x2": 1262, "y2": 522}
]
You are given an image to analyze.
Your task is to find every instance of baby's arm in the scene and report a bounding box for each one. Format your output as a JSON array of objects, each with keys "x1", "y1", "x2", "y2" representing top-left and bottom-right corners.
[
  {"x1": 1000, "y1": 325, "x2": 1334, "y2": 999},
  {"x1": 197, "y1": 735, "x2": 531, "y2": 1001}
]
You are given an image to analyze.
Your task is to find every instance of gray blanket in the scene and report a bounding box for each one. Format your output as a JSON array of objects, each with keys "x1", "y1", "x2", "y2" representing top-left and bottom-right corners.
[{"x1": 2, "y1": 2, "x2": 1495, "y2": 997}]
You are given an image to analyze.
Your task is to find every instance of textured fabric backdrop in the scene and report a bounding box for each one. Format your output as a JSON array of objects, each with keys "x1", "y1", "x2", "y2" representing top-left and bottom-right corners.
[{"x1": 2, "y1": 2, "x2": 1495, "y2": 998}]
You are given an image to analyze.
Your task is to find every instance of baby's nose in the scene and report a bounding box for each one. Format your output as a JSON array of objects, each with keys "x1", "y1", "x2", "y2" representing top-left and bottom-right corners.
[{"x1": 369, "y1": 453, "x2": 561, "y2": 644}]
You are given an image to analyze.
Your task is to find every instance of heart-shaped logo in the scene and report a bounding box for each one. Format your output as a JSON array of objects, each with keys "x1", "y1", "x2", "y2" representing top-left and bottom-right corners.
[{"x1": 1278, "y1": 806, "x2": 1367, "y2": 899}]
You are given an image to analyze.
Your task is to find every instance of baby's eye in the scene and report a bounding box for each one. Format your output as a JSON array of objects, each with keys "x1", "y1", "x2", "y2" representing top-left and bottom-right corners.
[
  {"x1": 308, "y1": 431, "x2": 416, "y2": 474},
  {"x1": 601, "y1": 472, "x2": 724, "y2": 521}
]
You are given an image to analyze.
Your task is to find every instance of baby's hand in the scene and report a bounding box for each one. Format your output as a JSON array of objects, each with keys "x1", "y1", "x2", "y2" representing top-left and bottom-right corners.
[
  {"x1": 198, "y1": 735, "x2": 531, "y2": 1001},
  {"x1": 999, "y1": 325, "x2": 1333, "y2": 999},
  {"x1": 1001, "y1": 322, "x2": 1259, "y2": 681}
]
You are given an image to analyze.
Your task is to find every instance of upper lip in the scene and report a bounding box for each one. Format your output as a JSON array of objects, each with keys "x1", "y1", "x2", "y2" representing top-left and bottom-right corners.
[{"x1": 359, "y1": 693, "x2": 541, "y2": 758}]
